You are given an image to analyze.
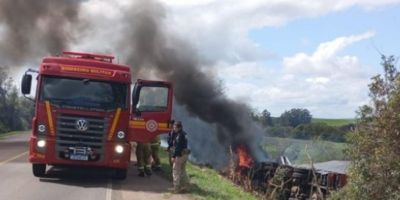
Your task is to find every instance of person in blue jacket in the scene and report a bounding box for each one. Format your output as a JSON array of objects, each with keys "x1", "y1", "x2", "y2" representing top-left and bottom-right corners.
[{"x1": 169, "y1": 121, "x2": 190, "y2": 193}]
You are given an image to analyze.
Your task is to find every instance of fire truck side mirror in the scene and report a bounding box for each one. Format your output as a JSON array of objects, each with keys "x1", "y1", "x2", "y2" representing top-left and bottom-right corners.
[{"x1": 21, "y1": 74, "x2": 32, "y2": 95}]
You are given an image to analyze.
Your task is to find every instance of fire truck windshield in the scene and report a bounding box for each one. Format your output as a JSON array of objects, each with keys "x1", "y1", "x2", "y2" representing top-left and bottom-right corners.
[{"x1": 40, "y1": 76, "x2": 128, "y2": 111}]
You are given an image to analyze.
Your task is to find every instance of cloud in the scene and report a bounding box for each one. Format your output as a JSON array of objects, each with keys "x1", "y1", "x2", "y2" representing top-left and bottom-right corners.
[
  {"x1": 218, "y1": 32, "x2": 376, "y2": 118},
  {"x1": 215, "y1": 61, "x2": 274, "y2": 80},
  {"x1": 77, "y1": 1, "x2": 394, "y2": 65},
  {"x1": 283, "y1": 31, "x2": 375, "y2": 77},
  {"x1": 72, "y1": 1, "x2": 395, "y2": 117},
  {"x1": 159, "y1": 0, "x2": 397, "y2": 64},
  {"x1": 306, "y1": 77, "x2": 330, "y2": 85}
]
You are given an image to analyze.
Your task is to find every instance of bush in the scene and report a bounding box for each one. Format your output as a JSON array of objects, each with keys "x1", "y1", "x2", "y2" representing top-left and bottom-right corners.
[
  {"x1": 280, "y1": 108, "x2": 312, "y2": 127},
  {"x1": 345, "y1": 55, "x2": 400, "y2": 199}
]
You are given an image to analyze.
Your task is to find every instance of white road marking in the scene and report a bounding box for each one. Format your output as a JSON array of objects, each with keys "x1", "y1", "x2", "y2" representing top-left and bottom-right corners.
[
  {"x1": 106, "y1": 180, "x2": 112, "y2": 200},
  {"x1": 0, "y1": 151, "x2": 28, "y2": 166}
]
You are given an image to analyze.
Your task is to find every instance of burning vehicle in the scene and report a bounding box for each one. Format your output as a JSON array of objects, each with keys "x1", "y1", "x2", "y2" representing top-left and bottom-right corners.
[
  {"x1": 227, "y1": 145, "x2": 348, "y2": 200},
  {"x1": 21, "y1": 51, "x2": 174, "y2": 179}
]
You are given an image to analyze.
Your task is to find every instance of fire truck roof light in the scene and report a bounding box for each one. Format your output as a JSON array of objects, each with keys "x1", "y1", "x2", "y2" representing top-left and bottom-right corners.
[{"x1": 61, "y1": 51, "x2": 115, "y2": 63}]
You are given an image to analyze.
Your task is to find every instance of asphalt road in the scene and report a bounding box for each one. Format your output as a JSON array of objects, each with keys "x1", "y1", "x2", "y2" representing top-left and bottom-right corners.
[{"x1": 0, "y1": 132, "x2": 188, "y2": 200}]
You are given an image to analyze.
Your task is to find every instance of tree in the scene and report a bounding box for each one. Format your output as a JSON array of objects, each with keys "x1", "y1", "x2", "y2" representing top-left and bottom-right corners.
[
  {"x1": 0, "y1": 67, "x2": 33, "y2": 133},
  {"x1": 250, "y1": 109, "x2": 273, "y2": 127},
  {"x1": 260, "y1": 109, "x2": 273, "y2": 126},
  {"x1": 0, "y1": 67, "x2": 12, "y2": 133},
  {"x1": 279, "y1": 108, "x2": 312, "y2": 127},
  {"x1": 345, "y1": 55, "x2": 400, "y2": 199}
]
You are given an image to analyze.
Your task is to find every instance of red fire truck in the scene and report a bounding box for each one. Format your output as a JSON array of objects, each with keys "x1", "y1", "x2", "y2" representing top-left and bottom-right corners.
[{"x1": 21, "y1": 51, "x2": 174, "y2": 180}]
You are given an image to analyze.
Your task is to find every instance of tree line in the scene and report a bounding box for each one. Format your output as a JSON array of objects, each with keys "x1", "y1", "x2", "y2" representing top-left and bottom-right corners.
[
  {"x1": 0, "y1": 67, "x2": 33, "y2": 134},
  {"x1": 251, "y1": 108, "x2": 353, "y2": 143}
]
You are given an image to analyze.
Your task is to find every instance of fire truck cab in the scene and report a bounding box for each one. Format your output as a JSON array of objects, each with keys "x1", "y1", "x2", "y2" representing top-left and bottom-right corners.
[{"x1": 21, "y1": 52, "x2": 173, "y2": 179}]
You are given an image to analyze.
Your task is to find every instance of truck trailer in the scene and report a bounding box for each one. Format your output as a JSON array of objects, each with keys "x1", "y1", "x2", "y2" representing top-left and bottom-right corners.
[{"x1": 21, "y1": 51, "x2": 173, "y2": 180}]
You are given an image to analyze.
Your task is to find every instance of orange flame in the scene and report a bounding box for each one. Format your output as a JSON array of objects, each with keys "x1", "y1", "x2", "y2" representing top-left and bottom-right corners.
[{"x1": 236, "y1": 145, "x2": 253, "y2": 168}]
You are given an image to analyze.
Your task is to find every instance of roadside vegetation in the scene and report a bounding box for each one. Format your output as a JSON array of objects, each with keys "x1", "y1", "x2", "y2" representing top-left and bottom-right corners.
[
  {"x1": 334, "y1": 55, "x2": 400, "y2": 199},
  {"x1": 158, "y1": 149, "x2": 257, "y2": 200},
  {"x1": 0, "y1": 67, "x2": 33, "y2": 135}
]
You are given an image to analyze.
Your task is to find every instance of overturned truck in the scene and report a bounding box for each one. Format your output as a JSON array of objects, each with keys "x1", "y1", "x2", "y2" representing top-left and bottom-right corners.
[{"x1": 229, "y1": 145, "x2": 347, "y2": 200}]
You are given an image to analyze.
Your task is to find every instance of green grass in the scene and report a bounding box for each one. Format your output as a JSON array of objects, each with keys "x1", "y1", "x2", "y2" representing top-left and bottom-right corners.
[
  {"x1": 312, "y1": 118, "x2": 355, "y2": 126},
  {"x1": 263, "y1": 137, "x2": 348, "y2": 164},
  {"x1": 158, "y1": 150, "x2": 257, "y2": 200},
  {"x1": 0, "y1": 131, "x2": 28, "y2": 139}
]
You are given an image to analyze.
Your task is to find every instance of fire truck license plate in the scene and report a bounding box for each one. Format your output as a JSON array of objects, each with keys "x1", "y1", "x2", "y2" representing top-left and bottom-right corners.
[{"x1": 70, "y1": 154, "x2": 88, "y2": 161}]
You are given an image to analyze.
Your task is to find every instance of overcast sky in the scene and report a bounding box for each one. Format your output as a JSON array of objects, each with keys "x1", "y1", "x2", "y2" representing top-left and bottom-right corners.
[{"x1": 19, "y1": 0, "x2": 399, "y2": 119}]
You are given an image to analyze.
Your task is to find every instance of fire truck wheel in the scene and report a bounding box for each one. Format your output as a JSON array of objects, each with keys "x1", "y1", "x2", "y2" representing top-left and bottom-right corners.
[
  {"x1": 32, "y1": 164, "x2": 46, "y2": 177},
  {"x1": 113, "y1": 169, "x2": 127, "y2": 180}
]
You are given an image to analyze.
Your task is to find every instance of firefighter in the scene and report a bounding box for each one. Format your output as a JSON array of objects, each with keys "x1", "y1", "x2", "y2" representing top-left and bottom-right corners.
[
  {"x1": 150, "y1": 135, "x2": 162, "y2": 171},
  {"x1": 136, "y1": 141, "x2": 152, "y2": 177},
  {"x1": 170, "y1": 121, "x2": 190, "y2": 193}
]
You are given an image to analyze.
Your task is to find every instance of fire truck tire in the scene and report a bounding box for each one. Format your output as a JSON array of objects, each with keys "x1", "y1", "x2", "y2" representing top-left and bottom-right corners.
[
  {"x1": 32, "y1": 164, "x2": 46, "y2": 177},
  {"x1": 113, "y1": 169, "x2": 127, "y2": 180}
]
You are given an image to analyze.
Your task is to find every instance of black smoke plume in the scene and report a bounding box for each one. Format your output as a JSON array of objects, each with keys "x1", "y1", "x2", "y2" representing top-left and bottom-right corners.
[
  {"x1": 0, "y1": 0, "x2": 85, "y2": 66},
  {"x1": 120, "y1": 0, "x2": 268, "y2": 168},
  {"x1": 0, "y1": 0, "x2": 268, "y2": 168}
]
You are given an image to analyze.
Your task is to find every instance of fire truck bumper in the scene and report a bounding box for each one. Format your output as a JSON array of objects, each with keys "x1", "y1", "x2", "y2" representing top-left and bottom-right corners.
[{"x1": 28, "y1": 136, "x2": 131, "y2": 169}]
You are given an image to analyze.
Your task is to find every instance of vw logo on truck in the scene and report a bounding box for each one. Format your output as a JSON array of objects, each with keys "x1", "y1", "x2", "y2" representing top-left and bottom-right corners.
[{"x1": 76, "y1": 119, "x2": 89, "y2": 132}]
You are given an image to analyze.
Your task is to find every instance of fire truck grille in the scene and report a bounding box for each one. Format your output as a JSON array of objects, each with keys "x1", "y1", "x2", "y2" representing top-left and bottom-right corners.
[{"x1": 55, "y1": 114, "x2": 109, "y2": 161}]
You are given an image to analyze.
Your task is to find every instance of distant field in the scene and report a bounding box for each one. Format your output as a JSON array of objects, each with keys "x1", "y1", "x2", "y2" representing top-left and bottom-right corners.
[
  {"x1": 312, "y1": 118, "x2": 355, "y2": 126},
  {"x1": 263, "y1": 137, "x2": 348, "y2": 165}
]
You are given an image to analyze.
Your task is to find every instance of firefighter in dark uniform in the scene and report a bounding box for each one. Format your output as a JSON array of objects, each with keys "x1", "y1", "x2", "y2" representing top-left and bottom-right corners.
[
  {"x1": 136, "y1": 141, "x2": 152, "y2": 177},
  {"x1": 150, "y1": 135, "x2": 161, "y2": 171}
]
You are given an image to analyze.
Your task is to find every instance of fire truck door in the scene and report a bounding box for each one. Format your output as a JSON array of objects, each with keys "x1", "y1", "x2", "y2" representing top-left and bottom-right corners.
[{"x1": 127, "y1": 79, "x2": 173, "y2": 142}]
